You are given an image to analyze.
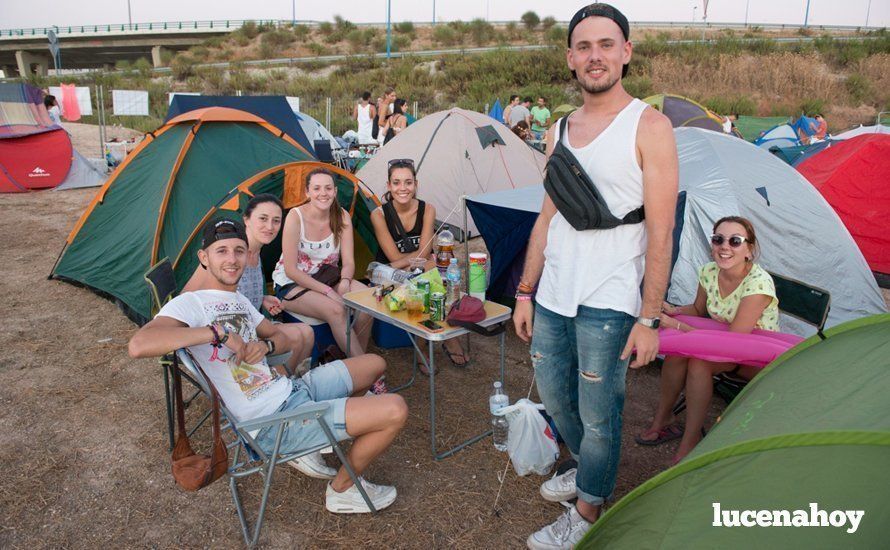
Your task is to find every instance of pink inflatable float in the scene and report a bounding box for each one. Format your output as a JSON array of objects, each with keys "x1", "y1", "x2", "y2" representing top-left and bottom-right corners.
[{"x1": 657, "y1": 315, "x2": 804, "y2": 369}]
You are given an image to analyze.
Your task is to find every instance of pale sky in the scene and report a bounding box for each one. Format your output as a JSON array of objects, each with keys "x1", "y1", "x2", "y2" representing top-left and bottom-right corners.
[{"x1": 0, "y1": 0, "x2": 886, "y2": 29}]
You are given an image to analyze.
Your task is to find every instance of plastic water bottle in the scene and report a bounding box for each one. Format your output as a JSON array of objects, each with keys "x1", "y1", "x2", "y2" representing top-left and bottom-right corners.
[
  {"x1": 366, "y1": 262, "x2": 413, "y2": 285},
  {"x1": 445, "y1": 258, "x2": 462, "y2": 307},
  {"x1": 489, "y1": 381, "x2": 509, "y2": 451}
]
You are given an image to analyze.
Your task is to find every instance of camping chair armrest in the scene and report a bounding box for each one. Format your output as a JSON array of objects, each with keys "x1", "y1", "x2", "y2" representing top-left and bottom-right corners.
[{"x1": 235, "y1": 402, "x2": 331, "y2": 433}]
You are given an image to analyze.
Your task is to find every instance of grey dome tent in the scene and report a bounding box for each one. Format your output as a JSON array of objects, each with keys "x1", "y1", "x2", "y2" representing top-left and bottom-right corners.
[
  {"x1": 466, "y1": 128, "x2": 885, "y2": 336},
  {"x1": 356, "y1": 108, "x2": 546, "y2": 235}
]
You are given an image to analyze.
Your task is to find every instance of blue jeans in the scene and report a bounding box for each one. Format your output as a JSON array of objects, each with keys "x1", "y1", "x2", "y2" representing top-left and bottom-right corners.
[
  {"x1": 531, "y1": 304, "x2": 635, "y2": 505},
  {"x1": 255, "y1": 360, "x2": 352, "y2": 456}
]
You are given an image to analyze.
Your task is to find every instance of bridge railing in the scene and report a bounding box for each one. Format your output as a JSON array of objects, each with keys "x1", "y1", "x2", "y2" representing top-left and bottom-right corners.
[{"x1": 0, "y1": 19, "x2": 883, "y2": 39}]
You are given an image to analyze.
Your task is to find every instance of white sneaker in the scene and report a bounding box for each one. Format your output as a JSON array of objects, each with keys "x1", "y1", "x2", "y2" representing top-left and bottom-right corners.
[
  {"x1": 320, "y1": 445, "x2": 334, "y2": 455},
  {"x1": 325, "y1": 477, "x2": 397, "y2": 513},
  {"x1": 289, "y1": 451, "x2": 337, "y2": 479},
  {"x1": 540, "y1": 468, "x2": 577, "y2": 502},
  {"x1": 526, "y1": 506, "x2": 592, "y2": 550}
]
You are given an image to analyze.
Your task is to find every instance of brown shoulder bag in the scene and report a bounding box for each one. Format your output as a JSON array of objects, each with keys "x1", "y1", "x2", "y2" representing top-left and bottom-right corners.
[{"x1": 171, "y1": 360, "x2": 228, "y2": 491}]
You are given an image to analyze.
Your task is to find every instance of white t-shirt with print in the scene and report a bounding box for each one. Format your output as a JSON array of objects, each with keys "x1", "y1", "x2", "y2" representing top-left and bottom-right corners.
[{"x1": 157, "y1": 290, "x2": 291, "y2": 423}]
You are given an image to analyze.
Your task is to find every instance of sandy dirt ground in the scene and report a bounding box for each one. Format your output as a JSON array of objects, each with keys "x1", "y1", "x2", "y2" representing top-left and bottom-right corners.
[
  {"x1": 1, "y1": 149, "x2": 888, "y2": 547},
  {"x1": 63, "y1": 122, "x2": 143, "y2": 159}
]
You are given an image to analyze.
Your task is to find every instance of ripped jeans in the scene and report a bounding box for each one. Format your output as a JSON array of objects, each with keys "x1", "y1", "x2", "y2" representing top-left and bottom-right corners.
[{"x1": 531, "y1": 304, "x2": 635, "y2": 506}]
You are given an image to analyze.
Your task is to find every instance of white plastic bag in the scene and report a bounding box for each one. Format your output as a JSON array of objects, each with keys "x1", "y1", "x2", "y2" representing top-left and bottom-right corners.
[{"x1": 497, "y1": 398, "x2": 559, "y2": 476}]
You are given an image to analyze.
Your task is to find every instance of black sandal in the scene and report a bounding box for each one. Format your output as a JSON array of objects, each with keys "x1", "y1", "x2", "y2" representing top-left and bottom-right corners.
[{"x1": 441, "y1": 342, "x2": 469, "y2": 368}]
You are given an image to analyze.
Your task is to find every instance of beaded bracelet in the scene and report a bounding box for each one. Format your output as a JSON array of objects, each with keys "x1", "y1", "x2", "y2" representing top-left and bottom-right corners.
[{"x1": 208, "y1": 324, "x2": 221, "y2": 347}]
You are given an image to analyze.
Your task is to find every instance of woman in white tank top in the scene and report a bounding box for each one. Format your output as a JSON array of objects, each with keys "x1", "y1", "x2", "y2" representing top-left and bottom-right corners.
[{"x1": 273, "y1": 168, "x2": 373, "y2": 356}]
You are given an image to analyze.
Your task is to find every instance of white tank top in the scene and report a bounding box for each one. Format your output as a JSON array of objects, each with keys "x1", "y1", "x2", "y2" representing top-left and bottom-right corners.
[
  {"x1": 536, "y1": 98, "x2": 649, "y2": 318},
  {"x1": 272, "y1": 207, "x2": 340, "y2": 287},
  {"x1": 357, "y1": 103, "x2": 373, "y2": 140}
]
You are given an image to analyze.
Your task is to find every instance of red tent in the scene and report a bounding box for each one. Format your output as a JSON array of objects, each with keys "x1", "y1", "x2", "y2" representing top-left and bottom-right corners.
[
  {"x1": 797, "y1": 134, "x2": 890, "y2": 275},
  {"x1": 0, "y1": 82, "x2": 74, "y2": 193}
]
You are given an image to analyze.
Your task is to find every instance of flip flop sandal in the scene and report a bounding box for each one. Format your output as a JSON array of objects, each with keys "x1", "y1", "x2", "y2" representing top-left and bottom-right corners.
[
  {"x1": 635, "y1": 423, "x2": 684, "y2": 446},
  {"x1": 441, "y1": 342, "x2": 470, "y2": 368}
]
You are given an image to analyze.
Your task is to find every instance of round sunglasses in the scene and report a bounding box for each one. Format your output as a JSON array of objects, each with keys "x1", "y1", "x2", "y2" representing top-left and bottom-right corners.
[{"x1": 710, "y1": 234, "x2": 749, "y2": 248}]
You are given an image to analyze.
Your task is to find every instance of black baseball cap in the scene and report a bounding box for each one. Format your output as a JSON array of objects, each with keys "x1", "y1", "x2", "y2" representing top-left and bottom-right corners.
[
  {"x1": 567, "y1": 3, "x2": 631, "y2": 79},
  {"x1": 201, "y1": 218, "x2": 248, "y2": 250}
]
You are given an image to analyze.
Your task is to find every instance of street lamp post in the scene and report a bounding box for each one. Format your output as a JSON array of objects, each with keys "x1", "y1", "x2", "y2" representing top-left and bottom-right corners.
[
  {"x1": 745, "y1": 0, "x2": 750, "y2": 27},
  {"x1": 386, "y1": 0, "x2": 392, "y2": 59},
  {"x1": 692, "y1": 6, "x2": 697, "y2": 25},
  {"x1": 292, "y1": 0, "x2": 295, "y2": 27},
  {"x1": 433, "y1": 0, "x2": 436, "y2": 25},
  {"x1": 865, "y1": 0, "x2": 872, "y2": 27},
  {"x1": 127, "y1": 0, "x2": 132, "y2": 28},
  {"x1": 804, "y1": 0, "x2": 811, "y2": 27}
]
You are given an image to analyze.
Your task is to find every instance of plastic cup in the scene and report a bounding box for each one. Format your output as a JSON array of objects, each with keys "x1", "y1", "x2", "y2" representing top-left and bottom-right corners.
[{"x1": 407, "y1": 289, "x2": 425, "y2": 320}]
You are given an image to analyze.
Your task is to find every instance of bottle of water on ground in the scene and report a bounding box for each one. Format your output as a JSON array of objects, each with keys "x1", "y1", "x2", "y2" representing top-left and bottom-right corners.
[
  {"x1": 446, "y1": 258, "x2": 462, "y2": 307},
  {"x1": 489, "y1": 381, "x2": 509, "y2": 451},
  {"x1": 366, "y1": 262, "x2": 414, "y2": 286}
]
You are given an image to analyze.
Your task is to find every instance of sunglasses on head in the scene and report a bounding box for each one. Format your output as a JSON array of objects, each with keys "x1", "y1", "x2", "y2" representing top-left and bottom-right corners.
[
  {"x1": 710, "y1": 234, "x2": 748, "y2": 248},
  {"x1": 388, "y1": 158, "x2": 415, "y2": 168}
]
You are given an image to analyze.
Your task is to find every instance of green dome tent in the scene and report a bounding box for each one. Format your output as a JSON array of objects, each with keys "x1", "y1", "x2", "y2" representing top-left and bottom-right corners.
[
  {"x1": 551, "y1": 104, "x2": 577, "y2": 120},
  {"x1": 51, "y1": 107, "x2": 380, "y2": 323},
  {"x1": 579, "y1": 313, "x2": 890, "y2": 548}
]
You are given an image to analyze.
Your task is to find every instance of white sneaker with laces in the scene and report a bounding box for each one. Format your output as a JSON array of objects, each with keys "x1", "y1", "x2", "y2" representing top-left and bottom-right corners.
[
  {"x1": 540, "y1": 467, "x2": 577, "y2": 502},
  {"x1": 526, "y1": 506, "x2": 592, "y2": 550},
  {"x1": 289, "y1": 451, "x2": 337, "y2": 479},
  {"x1": 325, "y1": 477, "x2": 397, "y2": 513}
]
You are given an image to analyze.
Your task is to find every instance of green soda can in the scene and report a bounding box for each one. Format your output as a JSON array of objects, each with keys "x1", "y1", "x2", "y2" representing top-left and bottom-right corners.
[
  {"x1": 430, "y1": 292, "x2": 445, "y2": 321},
  {"x1": 416, "y1": 279, "x2": 431, "y2": 312}
]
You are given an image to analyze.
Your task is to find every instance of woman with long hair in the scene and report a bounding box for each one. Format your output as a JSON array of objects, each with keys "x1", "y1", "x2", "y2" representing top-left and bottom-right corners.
[
  {"x1": 272, "y1": 168, "x2": 373, "y2": 357},
  {"x1": 370, "y1": 159, "x2": 469, "y2": 371},
  {"x1": 381, "y1": 99, "x2": 408, "y2": 145},
  {"x1": 636, "y1": 216, "x2": 779, "y2": 463}
]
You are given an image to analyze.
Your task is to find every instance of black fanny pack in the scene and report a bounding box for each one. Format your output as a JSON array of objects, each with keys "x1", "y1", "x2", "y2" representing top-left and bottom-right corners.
[{"x1": 543, "y1": 117, "x2": 645, "y2": 231}]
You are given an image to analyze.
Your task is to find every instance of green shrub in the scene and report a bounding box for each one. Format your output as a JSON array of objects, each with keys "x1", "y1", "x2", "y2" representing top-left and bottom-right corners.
[
  {"x1": 239, "y1": 21, "x2": 259, "y2": 39},
  {"x1": 395, "y1": 21, "x2": 415, "y2": 35},
  {"x1": 505, "y1": 21, "x2": 521, "y2": 40},
  {"x1": 262, "y1": 29, "x2": 296, "y2": 48},
  {"x1": 115, "y1": 59, "x2": 132, "y2": 71},
  {"x1": 703, "y1": 96, "x2": 756, "y2": 116},
  {"x1": 306, "y1": 42, "x2": 328, "y2": 56},
  {"x1": 203, "y1": 36, "x2": 226, "y2": 48},
  {"x1": 799, "y1": 98, "x2": 825, "y2": 116},
  {"x1": 346, "y1": 29, "x2": 366, "y2": 51},
  {"x1": 521, "y1": 11, "x2": 540, "y2": 30},
  {"x1": 189, "y1": 45, "x2": 210, "y2": 61},
  {"x1": 469, "y1": 19, "x2": 495, "y2": 46},
  {"x1": 171, "y1": 54, "x2": 196, "y2": 80},
  {"x1": 334, "y1": 15, "x2": 356, "y2": 32},
  {"x1": 845, "y1": 73, "x2": 873, "y2": 105},
  {"x1": 133, "y1": 57, "x2": 153, "y2": 77},
  {"x1": 233, "y1": 33, "x2": 250, "y2": 47},
  {"x1": 293, "y1": 24, "x2": 311, "y2": 40},
  {"x1": 256, "y1": 22, "x2": 274, "y2": 33},
  {"x1": 258, "y1": 41, "x2": 276, "y2": 59},
  {"x1": 318, "y1": 22, "x2": 334, "y2": 35},
  {"x1": 541, "y1": 16, "x2": 557, "y2": 31},
  {"x1": 623, "y1": 76, "x2": 653, "y2": 99},
  {"x1": 433, "y1": 25, "x2": 458, "y2": 46},
  {"x1": 545, "y1": 26, "x2": 566, "y2": 45},
  {"x1": 448, "y1": 21, "x2": 470, "y2": 43}
]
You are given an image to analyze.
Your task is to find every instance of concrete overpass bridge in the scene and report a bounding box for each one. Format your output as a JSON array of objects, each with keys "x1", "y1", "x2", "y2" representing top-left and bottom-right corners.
[{"x1": 0, "y1": 20, "x2": 275, "y2": 77}]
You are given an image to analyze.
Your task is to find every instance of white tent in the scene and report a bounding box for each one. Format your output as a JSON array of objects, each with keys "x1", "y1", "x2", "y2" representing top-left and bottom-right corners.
[
  {"x1": 356, "y1": 108, "x2": 546, "y2": 235},
  {"x1": 294, "y1": 111, "x2": 340, "y2": 151},
  {"x1": 53, "y1": 149, "x2": 107, "y2": 191},
  {"x1": 833, "y1": 124, "x2": 890, "y2": 140}
]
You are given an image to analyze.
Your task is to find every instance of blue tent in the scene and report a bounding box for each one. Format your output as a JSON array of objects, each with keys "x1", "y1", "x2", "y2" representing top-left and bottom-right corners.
[
  {"x1": 769, "y1": 139, "x2": 838, "y2": 167},
  {"x1": 487, "y1": 99, "x2": 504, "y2": 123},
  {"x1": 165, "y1": 95, "x2": 315, "y2": 156}
]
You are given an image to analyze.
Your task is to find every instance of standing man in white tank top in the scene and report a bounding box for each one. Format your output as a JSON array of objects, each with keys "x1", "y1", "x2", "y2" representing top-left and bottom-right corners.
[
  {"x1": 515, "y1": 5, "x2": 678, "y2": 548},
  {"x1": 353, "y1": 91, "x2": 376, "y2": 144}
]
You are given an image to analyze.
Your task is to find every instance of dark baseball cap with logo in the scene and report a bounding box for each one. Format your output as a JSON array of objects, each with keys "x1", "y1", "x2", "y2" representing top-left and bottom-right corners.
[
  {"x1": 567, "y1": 3, "x2": 631, "y2": 79},
  {"x1": 201, "y1": 218, "x2": 248, "y2": 250}
]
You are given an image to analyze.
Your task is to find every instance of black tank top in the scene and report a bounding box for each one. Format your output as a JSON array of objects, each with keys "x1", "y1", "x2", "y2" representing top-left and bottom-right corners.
[{"x1": 375, "y1": 199, "x2": 426, "y2": 263}]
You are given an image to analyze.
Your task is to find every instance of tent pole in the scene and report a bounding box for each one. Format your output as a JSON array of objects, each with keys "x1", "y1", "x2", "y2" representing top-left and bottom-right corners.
[{"x1": 462, "y1": 193, "x2": 471, "y2": 357}]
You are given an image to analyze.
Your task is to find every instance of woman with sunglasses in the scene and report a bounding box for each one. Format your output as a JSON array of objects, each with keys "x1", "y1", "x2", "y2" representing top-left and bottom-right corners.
[
  {"x1": 183, "y1": 194, "x2": 315, "y2": 375},
  {"x1": 370, "y1": 159, "x2": 470, "y2": 371},
  {"x1": 272, "y1": 168, "x2": 373, "y2": 358},
  {"x1": 636, "y1": 216, "x2": 779, "y2": 463}
]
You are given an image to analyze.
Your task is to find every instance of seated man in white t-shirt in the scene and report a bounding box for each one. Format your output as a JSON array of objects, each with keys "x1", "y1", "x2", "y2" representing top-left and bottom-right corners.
[{"x1": 128, "y1": 218, "x2": 407, "y2": 514}]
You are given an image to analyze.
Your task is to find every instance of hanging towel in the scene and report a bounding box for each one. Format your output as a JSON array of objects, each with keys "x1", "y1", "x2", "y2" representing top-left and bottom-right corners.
[{"x1": 60, "y1": 84, "x2": 81, "y2": 121}]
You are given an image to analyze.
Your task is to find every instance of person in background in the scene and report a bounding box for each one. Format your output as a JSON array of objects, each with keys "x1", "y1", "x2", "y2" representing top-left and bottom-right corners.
[
  {"x1": 503, "y1": 95, "x2": 520, "y2": 126},
  {"x1": 44, "y1": 94, "x2": 62, "y2": 126},
  {"x1": 512, "y1": 120, "x2": 533, "y2": 141},
  {"x1": 183, "y1": 194, "x2": 315, "y2": 377},
  {"x1": 530, "y1": 96, "x2": 551, "y2": 140},
  {"x1": 353, "y1": 91, "x2": 377, "y2": 145},
  {"x1": 813, "y1": 114, "x2": 828, "y2": 141},
  {"x1": 381, "y1": 99, "x2": 408, "y2": 145},
  {"x1": 376, "y1": 87, "x2": 396, "y2": 141},
  {"x1": 509, "y1": 97, "x2": 533, "y2": 129},
  {"x1": 637, "y1": 216, "x2": 778, "y2": 464},
  {"x1": 370, "y1": 159, "x2": 469, "y2": 370},
  {"x1": 272, "y1": 169, "x2": 373, "y2": 358}
]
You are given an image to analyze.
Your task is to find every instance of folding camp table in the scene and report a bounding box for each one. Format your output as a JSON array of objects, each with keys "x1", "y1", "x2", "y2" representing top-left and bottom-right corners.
[{"x1": 343, "y1": 288, "x2": 511, "y2": 460}]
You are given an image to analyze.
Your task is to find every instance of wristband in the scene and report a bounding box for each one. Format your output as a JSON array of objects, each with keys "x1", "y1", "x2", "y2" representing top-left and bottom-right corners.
[
  {"x1": 517, "y1": 281, "x2": 535, "y2": 294},
  {"x1": 208, "y1": 324, "x2": 221, "y2": 347},
  {"x1": 515, "y1": 294, "x2": 533, "y2": 302},
  {"x1": 263, "y1": 339, "x2": 275, "y2": 355},
  {"x1": 218, "y1": 324, "x2": 230, "y2": 345}
]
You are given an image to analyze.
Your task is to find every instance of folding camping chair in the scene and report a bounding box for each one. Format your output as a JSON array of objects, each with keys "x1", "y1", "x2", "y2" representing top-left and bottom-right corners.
[
  {"x1": 174, "y1": 349, "x2": 376, "y2": 547},
  {"x1": 672, "y1": 272, "x2": 831, "y2": 414},
  {"x1": 145, "y1": 258, "x2": 293, "y2": 450},
  {"x1": 313, "y1": 139, "x2": 335, "y2": 164}
]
